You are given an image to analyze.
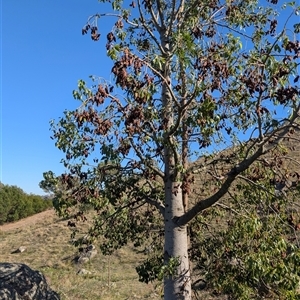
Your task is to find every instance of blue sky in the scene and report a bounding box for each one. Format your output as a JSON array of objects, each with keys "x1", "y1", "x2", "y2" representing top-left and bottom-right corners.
[
  {"x1": 1, "y1": 1, "x2": 299, "y2": 195},
  {"x1": 1, "y1": 0, "x2": 116, "y2": 194}
]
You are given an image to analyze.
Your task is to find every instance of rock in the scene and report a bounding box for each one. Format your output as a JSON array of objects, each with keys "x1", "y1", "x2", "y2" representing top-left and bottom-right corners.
[
  {"x1": 77, "y1": 256, "x2": 90, "y2": 264},
  {"x1": 11, "y1": 246, "x2": 27, "y2": 254},
  {"x1": 81, "y1": 234, "x2": 91, "y2": 244},
  {"x1": 0, "y1": 262, "x2": 60, "y2": 300},
  {"x1": 74, "y1": 244, "x2": 97, "y2": 264},
  {"x1": 192, "y1": 279, "x2": 207, "y2": 290},
  {"x1": 85, "y1": 245, "x2": 97, "y2": 260},
  {"x1": 18, "y1": 246, "x2": 26, "y2": 253},
  {"x1": 77, "y1": 268, "x2": 92, "y2": 275}
]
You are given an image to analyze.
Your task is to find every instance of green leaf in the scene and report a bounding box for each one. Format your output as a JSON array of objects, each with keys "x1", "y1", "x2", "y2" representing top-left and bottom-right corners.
[{"x1": 294, "y1": 23, "x2": 300, "y2": 33}]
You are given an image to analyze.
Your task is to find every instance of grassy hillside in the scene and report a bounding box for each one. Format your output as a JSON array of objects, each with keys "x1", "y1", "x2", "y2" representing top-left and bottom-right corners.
[{"x1": 0, "y1": 209, "x2": 159, "y2": 300}]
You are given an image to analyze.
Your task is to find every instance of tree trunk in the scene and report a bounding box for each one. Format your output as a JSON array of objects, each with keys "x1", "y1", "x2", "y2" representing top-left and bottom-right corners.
[
  {"x1": 160, "y1": 26, "x2": 191, "y2": 300},
  {"x1": 164, "y1": 181, "x2": 191, "y2": 300}
]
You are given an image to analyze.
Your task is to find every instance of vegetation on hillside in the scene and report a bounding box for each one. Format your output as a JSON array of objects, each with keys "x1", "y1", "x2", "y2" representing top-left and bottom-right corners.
[{"x1": 0, "y1": 182, "x2": 53, "y2": 224}]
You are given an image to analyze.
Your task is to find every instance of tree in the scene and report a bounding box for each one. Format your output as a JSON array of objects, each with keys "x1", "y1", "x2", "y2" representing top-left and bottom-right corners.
[
  {"x1": 0, "y1": 184, "x2": 12, "y2": 224},
  {"x1": 41, "y1": 0, "x2": 300, "y2": 299},
  {"x1": 0, "y1": 183, "x2": 53, "y2": 224},
  {"x1": 2, "y1": 185, "x2": 26, "y2": 222}
]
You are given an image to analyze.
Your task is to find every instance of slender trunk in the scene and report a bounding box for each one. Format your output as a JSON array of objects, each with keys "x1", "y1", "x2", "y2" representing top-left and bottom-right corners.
[
  {"x1": 160, "y1": 27, "x2": 191, "y2": 300},
  {"x1": 164, "y1": 181, "x2": 191, "y2": 300}
]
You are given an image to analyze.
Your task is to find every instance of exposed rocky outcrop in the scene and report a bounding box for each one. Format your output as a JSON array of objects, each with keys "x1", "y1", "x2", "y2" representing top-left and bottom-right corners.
[
  {"x1": 73, "y1": 244, "x2": 97, "y2": 264},
  {"x1": 0, "y1": 262, "x2": 60, "y2": 300}
]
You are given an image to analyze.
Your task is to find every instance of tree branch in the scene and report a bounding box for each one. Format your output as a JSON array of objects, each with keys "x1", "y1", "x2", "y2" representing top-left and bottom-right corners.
[
  {"x1": 136, "y1": 0, "x2": 166, "y2": 55},
  {"x1": 177, "y1": 110, "x2": 300, "y2": 226},
  {"x1": 131, "y1": 52, "x2": 180, "y2": 108},
  {"x1": 128, "y1": 137, "x2": 165, "y2": 178},
  {"x1": 87, "y1": 13, "x2": 139, "y2": 28},
  {"x1": 155, "y1": 0, "x2": 166, "y2": 29},
  {"x1": 144, "y1": 196, "x2": 165, "y2": 215}
]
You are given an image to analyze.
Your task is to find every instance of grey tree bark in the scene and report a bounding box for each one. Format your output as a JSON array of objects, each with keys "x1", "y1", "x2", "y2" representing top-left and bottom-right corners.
[
  {"x1": 164, "y1": 182, "x2": 191, "y2": 300},
  {"x1": 161, "y1": 26, "x2": 192, "y2": 297}
]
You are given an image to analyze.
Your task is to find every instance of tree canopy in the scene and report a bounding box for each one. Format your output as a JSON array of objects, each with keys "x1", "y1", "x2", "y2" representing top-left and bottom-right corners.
[{"x1": 41, "y1": 0, "x2": 300, "y2": 299}]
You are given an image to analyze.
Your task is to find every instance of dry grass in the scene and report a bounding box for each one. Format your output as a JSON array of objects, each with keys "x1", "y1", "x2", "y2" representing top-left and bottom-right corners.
[
  {"x1": 0, "y1": 209, "x2": 227, "y2": 299},
  {"x1": 0, "y1": 209, "x2": 159, "y2": 300}
]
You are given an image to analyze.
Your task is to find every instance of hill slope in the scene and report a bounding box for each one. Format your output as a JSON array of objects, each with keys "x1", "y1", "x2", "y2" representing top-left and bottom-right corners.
[{"x1": 0, "y1": 209, "x2": 158, "y2": 300}]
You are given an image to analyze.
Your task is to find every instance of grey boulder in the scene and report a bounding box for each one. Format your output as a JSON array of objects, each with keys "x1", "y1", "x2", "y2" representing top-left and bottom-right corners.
[{"x1": 0, "y1": 262, "x2": 60, "y2": 300}]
